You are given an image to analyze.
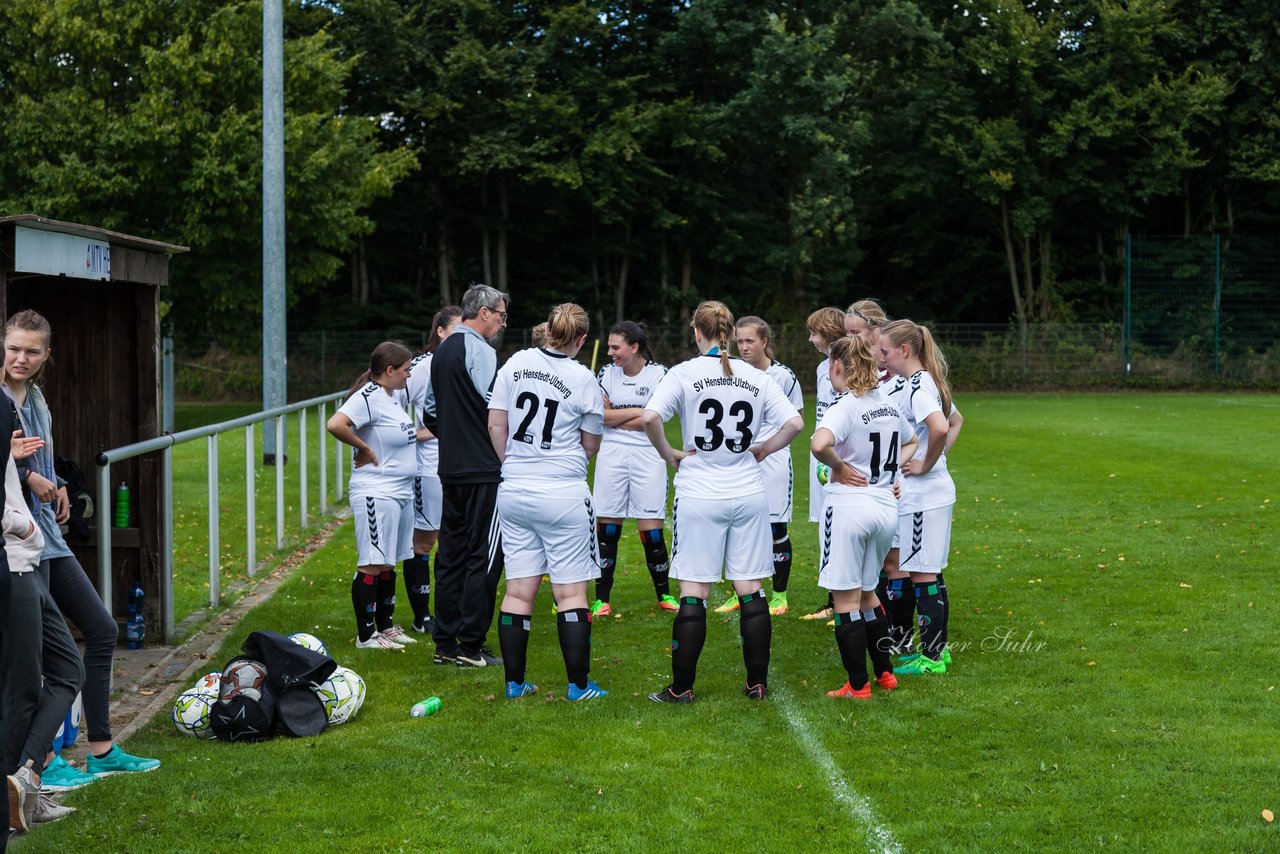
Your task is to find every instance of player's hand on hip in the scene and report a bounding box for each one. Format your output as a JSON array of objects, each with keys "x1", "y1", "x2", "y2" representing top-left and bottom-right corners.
[
  {"x1": 354, "y1": 447, "x2": 380, "y2": 468},
  {"x1": 748, "y1": 443, "x2": 769, "y2": 463},
  {"x1": 832, "y1": 463, "x2": 867, "y2": 488},
  {"x1": 666, "y1": 448, "x2": 693, "y2": 469}
]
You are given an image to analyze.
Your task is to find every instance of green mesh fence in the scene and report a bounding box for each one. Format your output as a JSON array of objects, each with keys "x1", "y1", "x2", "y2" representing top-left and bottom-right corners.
[{"x1": 1126, "y1": 235, "x2": 1280, "y2": 384}]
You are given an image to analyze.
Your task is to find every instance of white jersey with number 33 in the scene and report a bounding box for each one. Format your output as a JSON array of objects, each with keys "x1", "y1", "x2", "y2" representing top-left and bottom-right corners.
[
  {"x1": 490, "y1": 348, "x2": 604, "y2": 482},
  {"x1": 645, "y1": 354, "x2": 800, "y2": 500}
]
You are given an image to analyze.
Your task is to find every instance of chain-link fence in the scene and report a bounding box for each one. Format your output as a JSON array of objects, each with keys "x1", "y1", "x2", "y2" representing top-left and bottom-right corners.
[
  {"x1": 173, "y1": 237, "x2": 1280, "y2": 398},
  {"x1": 1127, "y1": 235, "x2": 1280, "y2": 384}
]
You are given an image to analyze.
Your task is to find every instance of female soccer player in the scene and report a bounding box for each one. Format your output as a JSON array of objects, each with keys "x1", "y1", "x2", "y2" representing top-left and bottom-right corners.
[
  {"x1": 879, "y1": 320, "x2": 959, "y2": 674},
  {"x1": 800, "y1": 306, "x2": 848, "y2": 622},
  {"x1": 810, "y1": 336, "x2": 917, "y2": 698},
  {"x1": 401, "y1": 306, "x2": 462, "y2": 636},
  {"x1": 591, "y1": 321, "x2": 674, "y2": 616},
  {"x1": 488, "y1": 303, "x2": 607, "y2": 702},
  {"x1": 712, "y1": 316, "x2": 803, "y2": 616},
  {"x1": 327, "y1": 341, "x2": 426, "y2": 650},
  {"x1": 641, "y1": 301, "x2": 803, "y2": 703},
  {"x1": 2, "y1": 310, "x2": 159, "y2": 788}
]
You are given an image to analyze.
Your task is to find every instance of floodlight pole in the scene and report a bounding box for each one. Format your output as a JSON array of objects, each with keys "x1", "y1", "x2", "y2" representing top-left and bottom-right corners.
[{"x1": 262, "y1": 0, "x2": 287, "y2": 464}]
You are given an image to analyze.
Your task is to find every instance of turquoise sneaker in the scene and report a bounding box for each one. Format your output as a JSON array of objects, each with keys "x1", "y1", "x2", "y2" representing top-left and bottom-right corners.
[
  {"x1": 85, "y1": 744, "x2": 161, "y2": 777},
  {"x1": 39, "y1": 755, "x2": 97, "y2": 793},
  {"x1": 566, "y1": 680, "x2": 608, "y2": 702}
]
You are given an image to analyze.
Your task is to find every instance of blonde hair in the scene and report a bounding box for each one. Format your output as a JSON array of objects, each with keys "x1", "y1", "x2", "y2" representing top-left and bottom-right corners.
[
  {"x1": 735, "y1": 315, "x2": 774, "y2": 362},
  {"x1": 692, "y1": 300, "x2": 735, "y2": 376},
  {"x1": 4, "y1": 310, "x2": 53, "y2": 386},
  {"x1": 828, "y1": 336, "x2": 880, "y2": 397},
  {"x1": 806, "y1": 307, "x2": 846, "y2": 348},
  {"x1": 531, "y1": 322, "x2": 549, "y2": 348},
  {"x1": 546, "y1": 303, "x2": 589, "y2": 351},
  {"x1": 882, "y1": 319, "x2": 952, "y2": 414},
  {"x1": 846, "y1": 299, "x2": 889, "y2": 329}
]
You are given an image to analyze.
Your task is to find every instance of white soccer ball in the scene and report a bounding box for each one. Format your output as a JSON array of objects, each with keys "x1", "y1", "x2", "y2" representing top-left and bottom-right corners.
[
  {"x1": 288, "y1": 632, "x2": 329, "y2": 657},
  {"x1": 172, "y1": 689, "x2": 217, "y2": 739},
  {"x1": 313, "y1": 666, "x2": 364, "y2": 725},
  {"x1": 220, "y1": 659, "x2": 267, "y2": 701},
  {"x1": 192, "y1": 671, "x2": 222, "y2": 697}
]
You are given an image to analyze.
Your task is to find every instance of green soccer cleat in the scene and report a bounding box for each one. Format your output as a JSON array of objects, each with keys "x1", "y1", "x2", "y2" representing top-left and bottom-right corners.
[
  {"x1": 898, "y1": 646, "x2": 953, "y2": 666},
  {"x1": 768, "y1": 591, "x2": 789, "y2": 616},
  {"x1": 893, "y1": 654, "x2": 947, "y2": 676},
  {"x1": 589, "y1": 599, "x2": 612, "y2": 618},
  {"x1": 713, "y1": 593, "x2": 740, "y2": 614},
  {"x1": 658, "y1": 594, "x2": 679, "y2": 612},
  {"x1": 85, "y1": 744, "x2": 161, "y2": 777}
]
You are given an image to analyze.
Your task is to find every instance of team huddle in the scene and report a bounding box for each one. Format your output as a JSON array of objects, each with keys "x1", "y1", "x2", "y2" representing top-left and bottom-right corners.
[{"x1": 327, "y1": 285, "x2": 960, "y2": 703}]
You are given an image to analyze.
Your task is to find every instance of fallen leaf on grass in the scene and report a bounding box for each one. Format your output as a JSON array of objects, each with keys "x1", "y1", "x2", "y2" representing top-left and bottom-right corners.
[
  {"x1": 1179, "y1": 583, "x2": 1192, "y2": 588},
  {"x1": 139, "y1": 689, "x2": 156, "y2": 696},
  {"x1": 1264, "y1": 809, "x2": 1274, "y2": 823}
]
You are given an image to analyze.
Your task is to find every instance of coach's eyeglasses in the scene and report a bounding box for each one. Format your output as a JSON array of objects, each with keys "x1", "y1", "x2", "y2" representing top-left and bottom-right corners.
[{"x1": 484, "y1": 306, "x2": 508, "y2": 322}]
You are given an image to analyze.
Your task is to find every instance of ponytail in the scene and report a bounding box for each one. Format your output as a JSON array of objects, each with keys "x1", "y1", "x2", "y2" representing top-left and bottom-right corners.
[
  {"x1": 882, "y1": 320, "x2": 952, "y2": 415},
  {"x1": 692, "y1": 300, "x2": 735, "y2": 376}
]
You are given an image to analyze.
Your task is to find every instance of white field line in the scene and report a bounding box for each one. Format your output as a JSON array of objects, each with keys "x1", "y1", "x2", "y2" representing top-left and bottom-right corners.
[{"x1": 774, "y1": 684, "x2": 903, "y2": 854}]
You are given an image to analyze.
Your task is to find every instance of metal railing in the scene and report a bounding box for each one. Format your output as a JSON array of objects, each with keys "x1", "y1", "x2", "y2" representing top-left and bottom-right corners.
[{"x1": 95, "y1": 391, "x2": 349, "y2": 643}]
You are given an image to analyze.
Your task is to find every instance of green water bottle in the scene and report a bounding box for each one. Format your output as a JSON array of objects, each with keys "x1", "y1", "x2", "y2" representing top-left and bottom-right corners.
[
  {"x1": 113, "y1": 482, "x2": 130, "y2": 528},
  {"x1": 409, "y1": 696, "x2": 442, "y2": 718}
]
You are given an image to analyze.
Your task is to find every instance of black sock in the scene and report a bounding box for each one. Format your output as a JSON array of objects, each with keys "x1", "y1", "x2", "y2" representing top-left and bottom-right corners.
[
  {"x1": 352, "y1": 573, "x2": 378, "y2": 642},
  {"x1": 557, "y1": 608, "x2": 592, "y2": 689},
  {"x1": 863, "y1": 605, "x2": 893, "y2": 677},
  {"x1": 498, "y1": 611, "x2": 531, "y2": 685},
  {"x1": 671, "y1": 597, "x2": 707, "y2": 693},
  {"x1": 937, "y1": 573, "x2": 950, "y2": 648},
  {"x1": 375, "y1": 570, "x2": 396, "y2": 631},
  {"x1": 738, "y1": 591, "x2": 771, "y2": 688},
  {"x1": 834, "y1": 611, "x2": 869, "y2": 689},
  {"x1": 595, "y1": 522, "x2": 621, "y2": 603},
  {"x1": 640, "y1": 529, "x2": 670, "y2": 599},
  {"x1": 770, "y1": 523, "x2": 792, "y2": 593},
  {"x1": 886, "y1": 577, "x2": 916, "y2": 652},
  {"x1": 914, "y1": 581, "x2": 946, "y2": 660},
  {"x1": 403, "y1": 554, "x2": 432, "y2": 624},
  {"x1": 875, "y1": 571, "x2": 888, "y2": 609}
]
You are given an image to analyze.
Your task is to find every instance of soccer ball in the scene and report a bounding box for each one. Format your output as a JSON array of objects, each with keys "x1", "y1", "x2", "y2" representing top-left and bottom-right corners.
[
  {"x1": 313, "y1": 666, "x2": 364, "y2": 725},
  {"x1": 172, "y1": 689, "x2": 217, "y2": 739},
  {"x1": 817, "y1": 463, "x2": 831, "y2": 485},
  {"x1": 288, "y1": 632, "x2": 329, "y2": 657},
  {"x1": 192, "y1": 671, "x2": 221, "y2": 697},
  {"x1": 220, "y1": 659, "x2": 268, "y2": 702}
]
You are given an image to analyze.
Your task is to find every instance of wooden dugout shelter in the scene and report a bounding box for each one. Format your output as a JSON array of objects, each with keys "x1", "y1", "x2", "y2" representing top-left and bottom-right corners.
[{"x1": 0, "y1": 215, "x2": 187, "y2": 630}]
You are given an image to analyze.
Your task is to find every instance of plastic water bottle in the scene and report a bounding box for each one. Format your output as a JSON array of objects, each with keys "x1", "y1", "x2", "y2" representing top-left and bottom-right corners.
[
  {"x1": 113, "y1": 482, "x2": 130, "y2": 528},
  {"x1": 126, "y1": 581, "x2": 145, "y2": 649},
  {"x1": 409, "y1": 696, "x2": 442, "y2": 718}
]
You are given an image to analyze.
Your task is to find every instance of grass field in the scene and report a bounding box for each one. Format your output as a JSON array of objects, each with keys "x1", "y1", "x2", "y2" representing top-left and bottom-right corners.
[
  {"x1": 166, "y1": 401, "x2": 347, "y2": 634},
  {"x1": 23, "y1": 393, "x2": 1279, "y2": 852}
]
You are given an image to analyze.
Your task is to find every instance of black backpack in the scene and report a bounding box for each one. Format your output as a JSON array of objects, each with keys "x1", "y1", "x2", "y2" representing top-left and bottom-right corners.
[{"x1": 54, "y1": 456, "x2": 93, "y2": 542}]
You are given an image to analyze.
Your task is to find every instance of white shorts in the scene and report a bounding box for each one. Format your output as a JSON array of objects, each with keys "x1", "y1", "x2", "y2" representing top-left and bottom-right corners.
[
  {"x1": 808, "y1": 455, "x2": 824, "y2": 523},
  {"x1": 592, "y1": 443, "x2": 668, "y2": 519},
  {"x1": 412, "y1": 475, "x2": 442, "y2": 532},
  {"x1": 761, "y1": 450, "x2": 794, "y2": 523},
  {"x1": 351, "y1": 494, "x2": 414, "y2": 567},
  {"x1": 669, "y1": 493, "x2": 772, "y2": 583},
  {"x1": 817, "y1": 496, "x2": 896, "y2": 591},
  {"x1": 898, "y1": 505, "x2": 954, "y2": 573},
  {"x1": 498, "y1": 480, "x2": 600, "y2": 584}
]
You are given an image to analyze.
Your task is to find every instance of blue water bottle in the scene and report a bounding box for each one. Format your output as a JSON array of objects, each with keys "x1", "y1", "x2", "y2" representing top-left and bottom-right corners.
[{"x1": 126, "y1": 581, "x2": 145, "y2": 649}]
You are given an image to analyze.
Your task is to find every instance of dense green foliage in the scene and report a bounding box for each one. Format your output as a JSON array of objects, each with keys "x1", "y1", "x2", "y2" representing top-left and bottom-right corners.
[
  {"x1": 3, "y1": 2, "x2": 1279, "y2": 345},
  {"x1": 27, "y1": 393, "x2": 1279, "y2": 850}
]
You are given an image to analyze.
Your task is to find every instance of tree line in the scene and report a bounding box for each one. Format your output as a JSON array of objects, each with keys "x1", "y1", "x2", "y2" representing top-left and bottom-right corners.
[{"x1": 2, "y1": 0, "x2": 1275, "y2": 349}]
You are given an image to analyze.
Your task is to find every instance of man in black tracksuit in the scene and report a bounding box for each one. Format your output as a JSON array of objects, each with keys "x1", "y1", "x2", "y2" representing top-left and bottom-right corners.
[{"x1": 424, "y1": 284, "x2": 509, "y2": 667}]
